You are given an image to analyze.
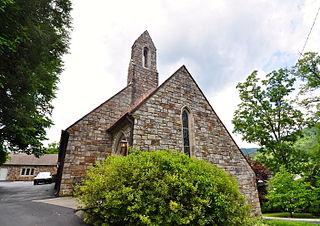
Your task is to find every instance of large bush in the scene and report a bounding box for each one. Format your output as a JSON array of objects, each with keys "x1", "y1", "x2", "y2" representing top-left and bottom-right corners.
[{"x1": 76, "y1": 150, "x2": 252, "y2": 225}]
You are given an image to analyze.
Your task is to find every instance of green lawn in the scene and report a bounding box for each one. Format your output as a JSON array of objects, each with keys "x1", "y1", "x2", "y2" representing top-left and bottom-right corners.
[
  {"x1": 263, "y1": 219, "x2": 318, "y2": 225},
  {"x1": 263, "y1": 212, "x2": 320, "y2": 219}
]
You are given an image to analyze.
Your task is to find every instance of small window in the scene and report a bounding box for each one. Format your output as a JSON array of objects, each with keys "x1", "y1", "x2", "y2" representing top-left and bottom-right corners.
[
  {"x1": 143, "y1": 47, "x2": 149, "y2": 68},
  {"x1": 20, "y1": 167, "x2": 35, "y2": 176},
  {"x1": 182, "y1": 109, "x2": 190, "y2": 156}
]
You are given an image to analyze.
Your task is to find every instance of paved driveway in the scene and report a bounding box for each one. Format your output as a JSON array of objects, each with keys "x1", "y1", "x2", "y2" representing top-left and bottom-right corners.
[{"x1": 0, "y1": 181, "x2": 87, "y2": 226}]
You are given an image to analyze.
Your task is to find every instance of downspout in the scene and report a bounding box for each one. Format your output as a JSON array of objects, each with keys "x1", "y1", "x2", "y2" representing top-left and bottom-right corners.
[{"x1": 55, "y1": 130, "x2": 69, "y2": 196}]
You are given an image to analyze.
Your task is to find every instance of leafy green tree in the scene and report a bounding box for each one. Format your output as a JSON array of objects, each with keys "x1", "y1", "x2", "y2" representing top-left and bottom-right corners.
[
  {"x1": 266, "y1": 168, "x2": 311, "y2": 217},
  {"x1": 43, "y1": 142, "x2": 59, "y2": 154},
  {"x1": 295, "y1": 52, "x2": 320, "y2": 91},
  {"x1": 0, "y1": 0, "x2": 72, "y2": 156},
  {"x1": 233, "y1": 69, "x2": 305, "y2": 172},
  {"x1": 294, "y1": 52, "x2": 320, "y2": 122},
  {"x1": 76, "y1": 150, "x2": 253, "y2": 226}
]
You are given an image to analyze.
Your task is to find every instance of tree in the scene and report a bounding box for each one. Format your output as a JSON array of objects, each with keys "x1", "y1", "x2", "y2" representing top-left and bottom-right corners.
[
  {"x1": 0, "y1": 146, "x2": 8, "y2": 165},
  {"x1": 76, "y1": 151, "x2": 253, "y2": 225},
  {"x1": 295, "y1": 52, "x2": 320, "y2": 92},
  {"x1": 233, "y1": 69, "x2": 305, "y2": 172},
  {"x1": 43, "y1": 142, "x2": 59, "y2": 154},
  {"x1": 0, "y1": 0, "x2": 72, "y2": 156},
  {"x1": 266, "y1": 168, "x2": 311, "y2": 217},
  {"x1": 294, "y1": 53, "x2": 320, "y2": 215},
  {"x1": 294, "y1": 52, "x2": 320, "y2": 122}
]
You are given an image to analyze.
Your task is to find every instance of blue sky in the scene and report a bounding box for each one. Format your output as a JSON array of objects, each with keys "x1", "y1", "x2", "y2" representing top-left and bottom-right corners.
[{"x1": 46, "y1": 0, "x2": 320, "y2": 148}]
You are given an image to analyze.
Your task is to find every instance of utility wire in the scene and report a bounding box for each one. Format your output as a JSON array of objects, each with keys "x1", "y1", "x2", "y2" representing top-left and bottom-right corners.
[{"x1": 298, "y1": 6, "x2": 320, "y2": 60}]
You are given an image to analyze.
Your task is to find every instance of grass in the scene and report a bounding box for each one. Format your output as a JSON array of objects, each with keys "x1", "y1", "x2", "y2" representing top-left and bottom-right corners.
[
  {"x1": 263, "y1": 219, "x2": 318, "y2": 225},
  {"x1": 263, "y1": 212, "x2": 320, "y2": 219}
]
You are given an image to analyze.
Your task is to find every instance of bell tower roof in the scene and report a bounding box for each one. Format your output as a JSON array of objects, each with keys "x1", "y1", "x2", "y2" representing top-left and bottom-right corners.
[{"x1": 132, "y1": 30, "x2": 156, "y2": 51}]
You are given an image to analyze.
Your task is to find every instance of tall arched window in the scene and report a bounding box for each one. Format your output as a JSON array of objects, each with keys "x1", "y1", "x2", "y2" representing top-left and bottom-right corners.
[
  {"x1": 143, "y1": 47, "x2": 149, "y2": 68},
  {"x1": 182, "y1": 109, "x2": 190, "y2": 156}
]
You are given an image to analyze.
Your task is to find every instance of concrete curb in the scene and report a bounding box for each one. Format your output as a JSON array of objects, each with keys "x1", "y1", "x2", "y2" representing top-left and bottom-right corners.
[{"x1": 263, "y1": 216, "x2": 320, "y2": 223}]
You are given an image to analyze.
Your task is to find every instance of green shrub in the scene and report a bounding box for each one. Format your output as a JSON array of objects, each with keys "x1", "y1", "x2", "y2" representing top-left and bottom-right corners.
[{"x1": 76, "y1": 150, "x2": 253, "y2": 225}]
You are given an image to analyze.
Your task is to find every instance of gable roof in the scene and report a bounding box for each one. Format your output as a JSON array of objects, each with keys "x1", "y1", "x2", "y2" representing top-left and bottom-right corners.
[
  {"x1": 4, "y1": 153, "x2": 58, "y2": 166},
  {"x1": 106, "y1": 65, "x2": 254, "y2": 171}
]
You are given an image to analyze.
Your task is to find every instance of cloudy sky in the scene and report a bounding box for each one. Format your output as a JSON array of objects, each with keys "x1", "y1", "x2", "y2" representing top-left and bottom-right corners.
[{"x1": 46, "y1": 0, "x2": 320, "y2": 148}]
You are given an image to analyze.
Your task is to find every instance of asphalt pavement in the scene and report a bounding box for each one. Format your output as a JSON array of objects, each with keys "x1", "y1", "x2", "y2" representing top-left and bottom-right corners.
[{"x1": 0, "y1": 181, "x2": 87, "y2": 226}]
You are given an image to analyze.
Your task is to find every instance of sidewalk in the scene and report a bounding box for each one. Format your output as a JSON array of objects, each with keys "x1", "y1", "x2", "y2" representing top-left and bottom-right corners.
[
  {"x1": 263, "y1": 216, "x2": 320, "y2": 224},
  {"x1": 33, "y1": 197, "x2": 85, "y2": 219},
  {"x1": 33, "y1": 196, "x2": 80, "y2": 209}
]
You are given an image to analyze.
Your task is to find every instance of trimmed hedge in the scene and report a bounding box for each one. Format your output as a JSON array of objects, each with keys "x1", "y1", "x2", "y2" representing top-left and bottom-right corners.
[{"x1": 76, "y1": 150, "x2": 252, "y2": 225}]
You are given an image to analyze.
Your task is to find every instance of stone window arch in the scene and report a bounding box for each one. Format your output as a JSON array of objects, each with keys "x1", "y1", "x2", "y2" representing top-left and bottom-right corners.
[
  {"x1": 181, "y1": 107, "x2": 192, "y2": 156},
  {"x1": 113, "y1": 132, "x2": 128, "y2": 156},
  {"x1": 143, "y1": 47, "x2": 149, "y2": 68}
]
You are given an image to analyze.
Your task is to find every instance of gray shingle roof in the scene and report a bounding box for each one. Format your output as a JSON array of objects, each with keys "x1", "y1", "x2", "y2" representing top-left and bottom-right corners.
[{"x1": 4, "y1": 153, "x2": 58, "y2": 166}]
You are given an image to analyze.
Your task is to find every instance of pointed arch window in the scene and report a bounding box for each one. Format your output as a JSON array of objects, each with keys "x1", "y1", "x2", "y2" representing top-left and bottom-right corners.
[
  {"x1": 143, "y1": 47, "x2": 149, "y2": 68},
  {"x1": 182, "y1": 109, "x2": 190, "y2": 156}
]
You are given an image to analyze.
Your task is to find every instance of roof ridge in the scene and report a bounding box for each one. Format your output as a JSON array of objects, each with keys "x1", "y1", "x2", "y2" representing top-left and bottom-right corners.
[
  {"x1": 106, "y1": 65, "x2": 187, "y2": 131},
  {"x1": 66, "y1": 85, "x2": 132, "y2": 131}
]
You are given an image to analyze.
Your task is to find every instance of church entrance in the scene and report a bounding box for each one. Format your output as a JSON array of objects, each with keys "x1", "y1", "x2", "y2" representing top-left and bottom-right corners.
[{"x1": 114, "y1": 133, "x2": 128, "y2": 156}]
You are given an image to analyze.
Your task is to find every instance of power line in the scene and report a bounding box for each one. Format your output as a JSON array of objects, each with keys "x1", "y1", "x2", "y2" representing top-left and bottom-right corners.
[{"x1": 298, "y1": 6, "x2": 320, "y2": 60}]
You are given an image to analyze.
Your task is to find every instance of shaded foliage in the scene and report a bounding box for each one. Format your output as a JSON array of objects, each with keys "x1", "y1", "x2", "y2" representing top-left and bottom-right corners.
[
  {"x1": 0, "y1": 0, "x2": 72, "y2": 156},
  {"x1": 76, "y1": 151, "x2": 253, "y2": 226},
  {"x1": 294, "y1": 125, "x2": 320, "y2": 186},
  {"x1": 247, "y1": 157, "x2": 271, "y2": 205},
  {"x1": 0, "y1": 146, "x2": 8, "y2": 165}
]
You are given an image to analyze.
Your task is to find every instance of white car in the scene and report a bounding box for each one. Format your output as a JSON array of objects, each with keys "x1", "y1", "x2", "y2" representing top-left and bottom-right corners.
[{"x1": 34, "y1": 172, "x2": 53, "y2": 185}]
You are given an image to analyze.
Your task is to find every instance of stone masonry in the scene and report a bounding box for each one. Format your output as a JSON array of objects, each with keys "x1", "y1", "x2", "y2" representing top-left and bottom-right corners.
[
  {"x1": 57, "y1": 31, "x2": 261, "y2": 215},
  {"x1": 58, "y1": 31, "x2": 158, "y2": 195},
  {"x1": 131, "y1": 66, "x2": 260, "y2": 215}
]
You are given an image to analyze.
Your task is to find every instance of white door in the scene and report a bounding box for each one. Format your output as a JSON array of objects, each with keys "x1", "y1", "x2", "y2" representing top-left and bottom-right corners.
[{"x1": 0, "y1": 168, "x2": 8, "y2": 180}]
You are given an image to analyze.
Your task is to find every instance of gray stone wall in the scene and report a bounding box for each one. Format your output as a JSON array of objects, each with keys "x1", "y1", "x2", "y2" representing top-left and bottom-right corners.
[
  {"x1": 59, "y1": 86, "x2": 133, "y2": 196},
  {"x1": 132, "y1": 66, "x2": 261, "y2": 215},
  {"x1": 59, "y1": 31, "x2": 159, "y2": 196}
]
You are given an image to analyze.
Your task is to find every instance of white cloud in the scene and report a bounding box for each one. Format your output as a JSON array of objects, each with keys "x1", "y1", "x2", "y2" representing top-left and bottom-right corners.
[{"x1": 46, "y1": 0, "x2": 320, "y2": 147}]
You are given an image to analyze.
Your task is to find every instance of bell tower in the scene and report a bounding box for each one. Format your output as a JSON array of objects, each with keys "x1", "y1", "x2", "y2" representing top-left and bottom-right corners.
[{"x1": 127, "y1": 31, "x2": 158, "y2": 104}]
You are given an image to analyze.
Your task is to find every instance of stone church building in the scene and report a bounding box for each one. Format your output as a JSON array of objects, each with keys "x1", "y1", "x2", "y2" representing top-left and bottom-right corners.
[{"x1": 56, "y1": 31, "x2": 261, "y2": 215}]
